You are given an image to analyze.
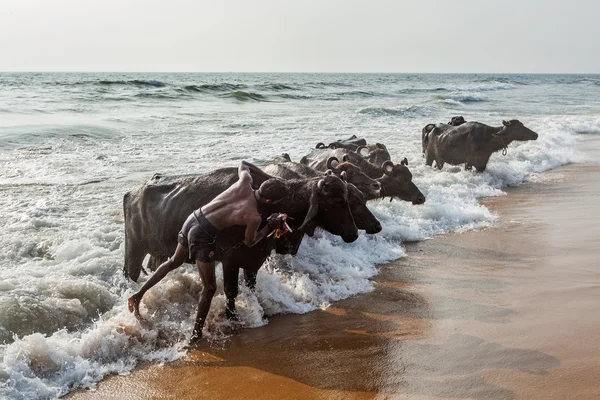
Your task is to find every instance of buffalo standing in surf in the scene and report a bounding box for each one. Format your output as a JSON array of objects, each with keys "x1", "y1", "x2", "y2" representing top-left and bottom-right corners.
[
  {"x1": 314, "y1": 136, "x2": 392, "y2": 166},
  {"x1": 300, "y1": 148, "x2": 426, "y2": 205},
  {"x1": 422, "y1": 119, "x2": 539, "y2": 172},
  {"x1": 123, "y1": 168, "x2": 379, "y2": 319}
]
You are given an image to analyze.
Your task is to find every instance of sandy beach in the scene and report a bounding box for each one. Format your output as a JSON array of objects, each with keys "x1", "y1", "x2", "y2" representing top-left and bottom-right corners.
[{"x1": 68, "y1": 163, "x2": 600, "y2": 400}]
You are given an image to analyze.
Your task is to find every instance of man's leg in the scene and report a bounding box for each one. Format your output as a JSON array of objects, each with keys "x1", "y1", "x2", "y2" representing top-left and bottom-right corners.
[
  {"x1": 128, "y1": 244, "x2": 188, "y2": 318},
  {"x1": 190, "y1": 260, "x2": 217, "y2": 344}
]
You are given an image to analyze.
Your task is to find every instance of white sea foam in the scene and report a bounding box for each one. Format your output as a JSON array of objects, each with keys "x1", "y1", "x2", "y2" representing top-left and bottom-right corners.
[{"x1": 0, "y1": 73, "x2": 596, "y2": 399}]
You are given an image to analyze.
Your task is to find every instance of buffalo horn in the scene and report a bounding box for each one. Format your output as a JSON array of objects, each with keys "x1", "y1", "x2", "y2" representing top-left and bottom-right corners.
[
  {"x1": 381, "y1": 160, "x2": 394, "y2": 175},
  {"x1": 317, "y1": 179, "x2": 325, "y2": 190},
  {"x1": 356, "y1": 145, "x2": 369, "y2": 157},
  {"x1": 326, "y1": 157, "x2": 339, "y2": 170},
  {"x1": 328, "y1": 143, "x2": 337, "y2": 149},
  {"x1": 316, "y1": 142, "x2": 326, "y2": 149},
  {"x1": 401, "y1": 157, "x2": 408, "y2": 166}
]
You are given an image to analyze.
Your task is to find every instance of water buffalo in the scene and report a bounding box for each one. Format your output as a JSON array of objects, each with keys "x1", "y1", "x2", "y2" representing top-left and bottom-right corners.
[
  {"x1": 421, "y1": 117, "x2": 467, "y2": 155},
  {"x1": 355, "y1": 143, "x2": 391, "y2": 166},
  {"x1": 448, "y1": 116, "x2": 467, "y2": 126},
  {"x1": 422, "y1": 119, "x2": 539, "y2": 172},
  {"x1": 315, "y1": 135, "x2": 366, "y2": 151},
  {"x1": 300, "y1": 149, "x2": 426, "y2": 205},
  {"x1": 123, "y1": 168, "x2": 361, "y2": 322},
  {"x1": 264, "y1": 159, "x2": 381, "y2": 199},
  {"x1": 314, "y1": 136, "x2": 391, "y2": 165}
]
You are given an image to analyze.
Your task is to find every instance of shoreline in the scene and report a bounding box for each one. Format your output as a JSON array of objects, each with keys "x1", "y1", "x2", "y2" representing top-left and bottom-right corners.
[{"x1": 68, "y1": 163, "x2": 600, "y2": 400}]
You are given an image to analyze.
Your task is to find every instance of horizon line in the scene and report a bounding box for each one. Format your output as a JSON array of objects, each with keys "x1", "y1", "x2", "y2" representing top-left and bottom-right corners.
[{"x1": 1, "y1": 71, "x2": 599, "y2": 75}]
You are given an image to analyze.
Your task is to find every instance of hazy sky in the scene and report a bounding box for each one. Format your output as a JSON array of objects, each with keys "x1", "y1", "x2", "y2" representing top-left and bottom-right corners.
[{"x1": 1, "y1": 0, "x2": 599, "y2": 73}]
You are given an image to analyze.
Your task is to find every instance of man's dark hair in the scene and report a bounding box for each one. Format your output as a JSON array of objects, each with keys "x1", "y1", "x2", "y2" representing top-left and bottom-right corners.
[{"x1": 258, "y1": 178, "x2": 288, "y2": 202}]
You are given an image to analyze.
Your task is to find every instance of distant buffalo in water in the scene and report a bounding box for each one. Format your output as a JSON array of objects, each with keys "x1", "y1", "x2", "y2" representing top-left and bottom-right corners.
[{"x1": 422, "y1": 119, "x2": 539, "y2": 172}]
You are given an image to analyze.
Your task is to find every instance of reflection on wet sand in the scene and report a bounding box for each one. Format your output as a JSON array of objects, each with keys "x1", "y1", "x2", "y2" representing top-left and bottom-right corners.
[{"x1": 69, "y1": 165, "x2": 600, "y2": 400}]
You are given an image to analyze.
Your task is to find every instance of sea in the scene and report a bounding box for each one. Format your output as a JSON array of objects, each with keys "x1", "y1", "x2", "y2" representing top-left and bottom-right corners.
[{"x1": 1, "y1": 73, "x2": 599, "y2": 399}]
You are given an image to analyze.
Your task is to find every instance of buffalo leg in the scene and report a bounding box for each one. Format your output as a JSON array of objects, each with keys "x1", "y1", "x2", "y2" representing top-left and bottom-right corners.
[
  {"x1": 425, "y1": 150, "x2": 435, "y2": 167},
  {"x1": 123, "y1": 237, "x2": 147, "y2": 282},
  {"x1": 148, "y1": 255, "x2": 168, "y2": 272},
  {"x1": 223, "y1": 263, "x2": 240, "y2": 320},
  {"x1": 435, "y1": 160, "x2": 444, "y2": 170},
  {"x1": 244, "y1": 270, "x2": 258, "y2": 292},
  {"x1": 191, "y1": 260, "x2": 217, "y2": 344},
  {"x1": 465, "y1": 164, "x2": 472, "y2": 171}
]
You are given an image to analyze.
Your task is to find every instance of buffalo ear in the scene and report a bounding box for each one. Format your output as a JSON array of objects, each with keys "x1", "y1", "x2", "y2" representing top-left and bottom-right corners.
[
  {"x1": 340, "y1": 171, "x2": 347, "y2": 182},
  {"x1": 299, "y1": 189, "x2": 319, "y2": 230},
  {"x1": 502, "y1": 120, "x2": 511, "y2": 127},
  {"x1": 325, "y1": 169, "x2": 333, "y2": 176},
  {"x1": 342, "y1": 154, "x2": 350, "y2": 162},
  {"x1": 381, "y1": 160, "x2": 394, "y2": 175},
  {"x1": 401, "y1": 157, "x2": 408, "y2": 166},
  {"x1": 316, "y1": 142, "x2": 325, "y2": 149},
  {"x1": 326, "y1": 157, "x2": 339, "y2": 170},
  {"x1": 376, "y1": 143, "x2": 387, "y2": 150}
]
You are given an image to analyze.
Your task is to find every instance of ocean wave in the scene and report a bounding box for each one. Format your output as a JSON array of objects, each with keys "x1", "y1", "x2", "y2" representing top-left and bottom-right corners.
[
  {"x1": 218, "y1": 91, "x2": 269, "y2": 102},
  {"x1": 434, "y1": 92, "x2": 487, "y2": 104},
  {"x1": 97, "y1": 79, "x2": 166, "y2": 87},
  {"x1": 398, "y1": 87, "x2": 447, "y2": 94},
  {"x1": 183, "y1": 83, "x2": 246, "y2": 92},
  {"x1": 133, "y1": 92, "x2": 189, "y2": 100},
  {"x1": 277, "y1": 93, "x2": 312, "y2": 100},
  {"x1": 334, "y1": 90, "x2": 378, "y2": 98},
  {"x1": 257, "y1": 83, "x2": 297, "y2": 91},
  {"x1": 358, "y1": 105, "x2": 431, "y2": 117}
]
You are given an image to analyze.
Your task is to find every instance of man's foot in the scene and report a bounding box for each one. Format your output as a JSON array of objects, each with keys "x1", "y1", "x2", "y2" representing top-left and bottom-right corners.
[{"x1": 127, "y1": 294, "x2": 142, "y2": 319}]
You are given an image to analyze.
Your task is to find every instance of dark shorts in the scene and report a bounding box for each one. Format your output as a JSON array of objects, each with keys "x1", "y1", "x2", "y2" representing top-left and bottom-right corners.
[{"x1": 178, "y1": 210, "x2": 220, "y2": 262}]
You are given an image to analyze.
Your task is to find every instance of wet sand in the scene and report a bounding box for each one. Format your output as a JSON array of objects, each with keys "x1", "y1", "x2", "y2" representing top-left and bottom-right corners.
[{"x1": 69, "y1": 164, "x2": 600, "y2": 400}]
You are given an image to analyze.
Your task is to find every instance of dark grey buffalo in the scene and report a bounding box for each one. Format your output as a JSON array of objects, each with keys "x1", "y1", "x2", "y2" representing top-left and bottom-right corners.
[
  {"x1": 448, "y1": 116, "x2": 467, "y2": 126},
  {"x1": 422, "y1": 119, "x2": 539, "y2": 172},
  {"x1": 355, "y1": 143, "x2": 391, "y2": 166},
  {"x1": 123, "y1": 168, "x2": 370, "y2": 318},
  {"x1": 264, "y1": 158, "x2": 381, "y2": 199},
  {"x1": 300, "y1": 149, "x2": 426, "y2": 205},
  {"x1": 421, "y1": 117, "x2": 467, "y2": 155},
  {"x1": 314, "y1": 136, "x2": 391, "y2": 165},
  {"x1": 315, "y1": 135, "x2": 366, "y2": 151}
]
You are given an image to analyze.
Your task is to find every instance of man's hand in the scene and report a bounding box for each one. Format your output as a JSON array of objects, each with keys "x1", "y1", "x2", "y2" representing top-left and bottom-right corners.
[{"x1": 267, "y1": 213, "x2": 285, "y2": 230}]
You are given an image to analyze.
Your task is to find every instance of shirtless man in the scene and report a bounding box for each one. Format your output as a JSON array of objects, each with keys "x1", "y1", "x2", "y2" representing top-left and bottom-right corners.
[{"x1": 127, "y1": 161, "x2": 287, "y2": 344}]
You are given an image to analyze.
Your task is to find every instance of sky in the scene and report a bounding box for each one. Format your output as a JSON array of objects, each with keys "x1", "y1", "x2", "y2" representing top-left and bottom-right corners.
[{"x1": 1, "y1": 0, "x2": 599, "y2": 73}]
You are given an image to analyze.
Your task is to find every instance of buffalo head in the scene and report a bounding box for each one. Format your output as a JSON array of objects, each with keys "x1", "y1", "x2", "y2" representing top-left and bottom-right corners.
[
  {"x1": 497, "y1": 120, "x2": 539, "y2": 142},
  {"x1": 299, "y1": 175, "x2": 358, "y2": 243},
  {"x1": 378, "y1": 160, "x2": 426, "y2": 205},
  {"x1": 347, "y1": 184, "x2": 382, "y2": 234},
  {"x1": 326, "y1": 157, "x2": 381, "y2": 198}
]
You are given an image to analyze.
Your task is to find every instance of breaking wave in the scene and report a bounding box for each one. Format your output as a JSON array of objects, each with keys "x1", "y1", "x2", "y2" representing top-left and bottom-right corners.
[
  {"x1": 218, "y1": 91, "x2": 269, "y2": 102},
  {"x1": 97, "y1": 79, "x2": 166, "y2": 87},
  {"x1": 183, "y1": 83, "x2": 247, "y2": 92},
  {"x1": 358, "y1": 105, "x2": 431, "y2": 117},
  {"x1": 434, "y1": 92, "x2": 487, "y2": 104}
]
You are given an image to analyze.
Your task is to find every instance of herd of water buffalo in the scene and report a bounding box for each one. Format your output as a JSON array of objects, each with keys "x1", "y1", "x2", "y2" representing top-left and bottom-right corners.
[{"x1": 122, "y1": 116, "x2": 539, "y2": 319}]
